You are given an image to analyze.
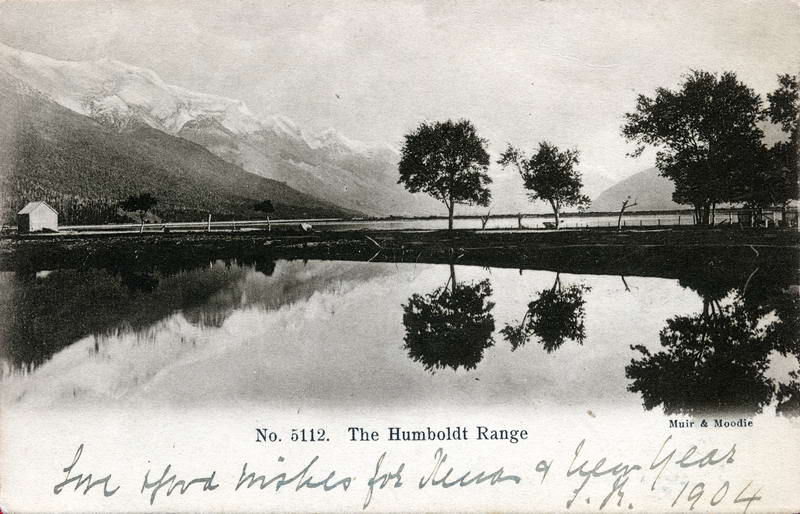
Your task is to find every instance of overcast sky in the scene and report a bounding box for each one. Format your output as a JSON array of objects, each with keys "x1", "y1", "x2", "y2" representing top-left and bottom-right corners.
[{"x1": 0, "y1": 0, "x2": 798, "y2": 184}]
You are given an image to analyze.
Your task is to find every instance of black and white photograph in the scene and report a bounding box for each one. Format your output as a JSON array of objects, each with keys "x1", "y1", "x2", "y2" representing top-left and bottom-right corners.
[{"x1": 0, "y1": 0, "x2": 798, "y2": 511}]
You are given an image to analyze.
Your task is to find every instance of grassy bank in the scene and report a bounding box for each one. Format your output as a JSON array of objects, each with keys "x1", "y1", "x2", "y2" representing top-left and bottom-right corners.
[{"x1": 1, "y1": 226, "x2": 798, "y2": 282}]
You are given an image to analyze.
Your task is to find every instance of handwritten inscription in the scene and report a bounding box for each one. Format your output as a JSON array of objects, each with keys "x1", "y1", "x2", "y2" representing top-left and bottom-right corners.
[
  {"x1": 53, "y1": 444, "x2": 119, "y2": 497},
  {"x1": 53, "y1": 436, "x2": 761, "y2": 511}
]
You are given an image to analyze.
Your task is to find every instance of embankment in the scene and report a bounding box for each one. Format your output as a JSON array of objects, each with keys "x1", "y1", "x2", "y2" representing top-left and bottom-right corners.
[{"x1": 1, "y1": 227, "x2": 797, "y2": 282}]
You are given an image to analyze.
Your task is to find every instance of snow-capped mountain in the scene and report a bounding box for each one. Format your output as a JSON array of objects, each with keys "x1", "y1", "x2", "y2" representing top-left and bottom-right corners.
[{"x1": 0, "y1": 42, "x2": 440, "y2": 216}]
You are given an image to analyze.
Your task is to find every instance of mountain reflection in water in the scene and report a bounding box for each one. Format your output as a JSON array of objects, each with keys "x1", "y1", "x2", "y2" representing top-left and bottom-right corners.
[{"x1": 0, "y1": 257, "x2": 797, "y2": 416}]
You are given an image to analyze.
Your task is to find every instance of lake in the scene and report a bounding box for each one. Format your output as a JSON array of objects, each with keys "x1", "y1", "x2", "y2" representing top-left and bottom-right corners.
[
  {"x1": 1, "y1": 257, "x2": 796, "y2": 418},
  {"x1": 299, "y1": 214, "x2": 696, "y2": 231}
]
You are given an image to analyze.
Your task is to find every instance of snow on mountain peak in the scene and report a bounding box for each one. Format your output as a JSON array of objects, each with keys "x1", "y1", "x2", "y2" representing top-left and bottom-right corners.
[
  {"x1": 0, "y1": 42, "x2": 395, "y2": 159},
  {"x1": 264, "y1": 114, "x2": 303, "y2": 138},
  {"x1": 310, "y1": 127, "x2": 362, "y2": 152}
]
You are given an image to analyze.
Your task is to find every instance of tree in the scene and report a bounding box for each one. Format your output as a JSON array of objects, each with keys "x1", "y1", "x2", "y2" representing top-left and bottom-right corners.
[
  {"x1": 253, "y1": 199, "x2": 276, "y2": 231},
  {"x1": 119, "y1": 193, "x2": 158, "y2": 232},
  {"x1": 732, "y1": 141, "x2": 785, "y2": 221},
  {"x1": 498, "y1": 141, "x2": 590, "y2": 229},
  {"x1": 616, "y1": 196, "x2": 638, "y2": 232},
  {"x1": 764, "y1": 74, "x2": 799, "y2": 217},
  {"x1": 398, "y1": 119, "x2": 492, "y2": 230},
  {"x1": 622, "y1": 70, "x2": 764, "y2": 225},
  {"x1": 716, "y1": 75, "x2": 798, "y2": 223},
  {"x1": 401, "y1": 263, "x2": 495, "y2": 372}
]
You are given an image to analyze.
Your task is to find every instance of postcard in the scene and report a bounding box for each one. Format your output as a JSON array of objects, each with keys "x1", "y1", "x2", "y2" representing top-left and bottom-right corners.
[{"x1": 1, "y1": 0, "x2": 798, "y2": 512}]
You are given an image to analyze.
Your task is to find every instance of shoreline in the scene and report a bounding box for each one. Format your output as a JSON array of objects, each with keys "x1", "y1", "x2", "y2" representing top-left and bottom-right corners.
[{"x1": 2, "y1": 227, "x2": 798, "y2": 282}]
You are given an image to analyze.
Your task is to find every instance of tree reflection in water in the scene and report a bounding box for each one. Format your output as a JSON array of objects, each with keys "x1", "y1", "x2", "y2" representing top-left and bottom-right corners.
[
  {"x1": 401, "y1": 263, "x2": 495, "y2": 373},
  {"x1": 501, "y1": 272, "x2": 590, "y2": 352},
  {"x1": 626, "y1": 301, "x2": 774, "y2": 415},
  {"x1": 626, "y1": 272, "x2": 800, "y2": 416}
]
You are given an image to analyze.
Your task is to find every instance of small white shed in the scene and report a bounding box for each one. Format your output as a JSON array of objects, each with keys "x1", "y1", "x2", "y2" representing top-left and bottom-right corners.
[{"x1": 17, "y1": 201, "x2": 58, "y2": 233}]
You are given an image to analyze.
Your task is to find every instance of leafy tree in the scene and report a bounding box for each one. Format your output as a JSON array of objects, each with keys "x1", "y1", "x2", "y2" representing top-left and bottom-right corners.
[
  {"x1": 501, "y1": 273, "x2": 590, "y2": 352},
  {"x1": 401, "y1": 263, "x2": 495, "y2": 372},
  {"x1": 398, "y1": 119, "x2": 492, "y2": 230},
  {"x1": 732, "y1": 142, "x2": 786, "y2": 219},
  {"x1": 765, "y1": 74, "x2": 799, "y2": 216},
  {"x1": 254, "y1": 199, "x2": 276, "y2": 231},
  {"x1": 621, "y1": 70, "x2": 764, "y2": 225},
  {"x1": 498, "y1": 141, "x2": 590, "y2": 229},
  {"x1": 717, "y1": 75, "x2": 797, "y2": 223},
  {"x1": 119, "y1": 193, "x2": 158, "y2": 229}
]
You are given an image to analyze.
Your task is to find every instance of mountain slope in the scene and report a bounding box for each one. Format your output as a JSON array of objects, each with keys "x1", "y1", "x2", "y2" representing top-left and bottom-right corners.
[
  {"x1": 0, "y1": 73, "x2": 355, "y2": 224},
  {"x1": 0, "y1": 42, "x2": 441, "y2": 216},
  {"x1": 589, "y1": 168, "x2": 682, "y2": 212}
]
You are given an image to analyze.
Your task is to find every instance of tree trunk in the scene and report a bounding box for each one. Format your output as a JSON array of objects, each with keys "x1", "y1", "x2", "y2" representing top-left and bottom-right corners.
[
  {"x1": 449, "y1": 263, "x2": 456, "y2": 295},
  {"x1": 447, "y1": 203, "x2": 454, "y2": 231},
  {"x1": 616, "y1": 198, "x2": 637, "y2": 231},
  {"x1": 267, "y1": 215, "x2": 271, "y2": 232},
  {"x1": 551, "y1": 272, "x2": 562, "y2": 292},
  {"x1": 550, "y1": 200, "x2": 560, "y2": 230},
  {"x1": 694, "y1": 204, "x2": 712, "y2": 226}
]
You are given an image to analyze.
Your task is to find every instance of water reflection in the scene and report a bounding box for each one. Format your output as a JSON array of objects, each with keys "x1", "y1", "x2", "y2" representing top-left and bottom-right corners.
[
  {"x1": 0, "y1": 254, "x2": 797, "y2": 415},
  {"x1": 626, "y1": 298, "x2": 775, "y2": 415},
  {"x1": 0, "y1": 262, "x2": 254, "y2": 371},
  {"x1": 401, "y1": 263, "x2": 495, "y2": 372},
  {"x1": 501, "y1": 273, "x2": 590, "y2": 352},
  {"x1": 0, "y1": 257, "x2": 390, "y2": 373},
  {"x1": 626, "y1": 276, "x2": 800, "y2": 416}
]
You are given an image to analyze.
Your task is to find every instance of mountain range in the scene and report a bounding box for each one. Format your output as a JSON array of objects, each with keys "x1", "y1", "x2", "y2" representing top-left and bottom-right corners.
[
  {"x1": 0, "y1": 42, "x2": 677, "y2": 222},
  {"x1": 0, "y1": 70, "x2": 355, "y2": 224},
  {"x1": 0, "y1": 42, "x2": 442, "y2": 218}
]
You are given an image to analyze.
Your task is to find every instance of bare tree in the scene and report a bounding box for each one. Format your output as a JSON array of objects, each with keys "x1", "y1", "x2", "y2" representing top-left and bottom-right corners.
[{"x1": 617, "y1": 196, "x2": 638, "y2": 232}]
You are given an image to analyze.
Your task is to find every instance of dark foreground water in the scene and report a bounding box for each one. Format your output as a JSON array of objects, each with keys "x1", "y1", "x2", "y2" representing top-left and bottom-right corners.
[{"x1": 1, "y1": 258, "x2": 797, "y2": 416}]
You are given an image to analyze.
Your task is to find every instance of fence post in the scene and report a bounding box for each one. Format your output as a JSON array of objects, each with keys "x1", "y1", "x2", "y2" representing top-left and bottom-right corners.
[{"x1": 207, "y1": 214, "x2": 211, "y2": 232}]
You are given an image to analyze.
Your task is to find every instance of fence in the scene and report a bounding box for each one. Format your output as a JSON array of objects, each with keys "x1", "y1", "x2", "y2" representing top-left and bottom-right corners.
[{"x1": 37, "y1": 208, "x2": 799, "y2": 234}]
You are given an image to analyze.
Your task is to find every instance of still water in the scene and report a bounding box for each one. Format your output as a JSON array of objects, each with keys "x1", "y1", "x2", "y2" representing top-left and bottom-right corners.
[
  {"x1": 306, "y1": 213, "x2": 695, "y2": 231},
  {"x1": 0, "y1": 259, "x2": 797, "y2": 416}
]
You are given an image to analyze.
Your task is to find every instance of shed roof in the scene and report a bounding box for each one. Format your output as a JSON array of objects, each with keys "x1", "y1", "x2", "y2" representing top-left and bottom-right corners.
[{"x1": 18, "y1": 201, "x2": 58, "y2": 215}]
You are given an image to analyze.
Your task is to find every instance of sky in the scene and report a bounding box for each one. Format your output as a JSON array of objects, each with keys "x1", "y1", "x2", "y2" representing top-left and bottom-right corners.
[{"x1": 0, "y1": 0, "x2": 798, "y2": 187}]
